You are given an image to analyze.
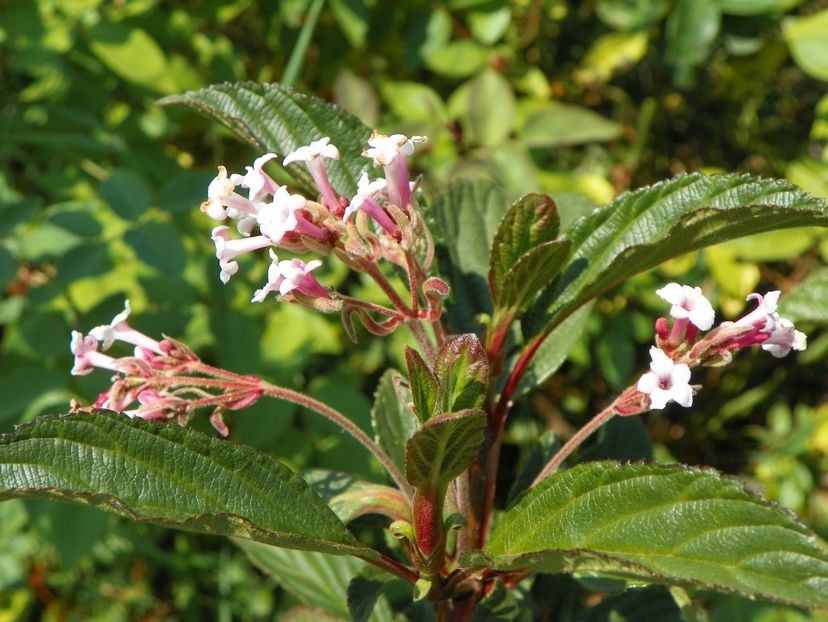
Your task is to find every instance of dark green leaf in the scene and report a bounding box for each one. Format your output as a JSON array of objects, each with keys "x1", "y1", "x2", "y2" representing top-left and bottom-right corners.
[
  {"x1": 596, "y1": 0, "x2": 669, "y2": 30},
  {"x1": 434, "y1": 334, "x2": 489, "y2": 413},
  {"x1": 0, "y1": 412, "x2": 368, "y2": 556},
  {"x1": 405, "y1": 410, "x2": 487, "y2": 491},
  {"x1": 528, "y1": 174, "x2": 828, "y2": 341},
  {"x1": 494, "y1": 240, "x2": 571, "y2": 316},
  {"x1": 778, "y1": 268, "x2": 828, "y2": 324},
  {"x1": 371, "y1": 369, "x2": 418, "y2": 472},
  {"x1": 577, "y1": 586, "x2": 681, "y2": 622},
  {"x1": 405, "y1": 348, "x2": 439, "y2": 424},
  {"x1": 470, "y1": 581, "x2": 524, "y2": 621},
  {"x1": 0, "y1": 247, "x2": 16, "y2": 292},
  {"x1": 101, "y1": 170, "x2": 152, "y2": 220},
  {"x1": 477, "y1": 462, "x2": 828, "y2": 609},
  {"x1": 124, "y1": 221, "x2": 186, "y2": 275},
  {"x1": 347, "y1": 573, "x2": 391, "y2": 622},
  {"x1": 506, "y1": 432, "x2": 560, "y2": 506},
  {"x1": 160, "y1": 82, "x2": 371, "y2": 196},
  {"x1": 489, "y1": 193, "x2": 560, "y2": 291},
  {"x1": 430, "y1": 180, "x2": 509, "y2": 335}
]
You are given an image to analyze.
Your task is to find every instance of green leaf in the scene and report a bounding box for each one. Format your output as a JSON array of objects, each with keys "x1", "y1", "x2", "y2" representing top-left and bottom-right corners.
[
  {"x1": 528, "y1": 174, "x2": 828, "y2": 340},
  {"x1": 467, "y1": 69, "x2": 516, "y2": 148},
  {"x1": 88, "y1": 23, "x2": 170, "y2": 93},
  {"x1": 405, "y1": 347, "x2": 439, "y2": 424},
  {"x1": 100, "y1": 170, "x2": 151, "y2": 220},
  {"x1": 578, "y1": 586, "x2": 682, "y2": 622},
  {"x1": 489, "y1": 193, "x2": 560, "y2": 291},
  {"x1": 664, "y1": 0, "x2": 720, "y2": 86},
  {"x1": 159, "y1": 82, "x2": 371, "y2": 196},
  {"x1": 434, "y1": 334, "x2": 489, "y2": 413},
  {"x1": 595, "y1": 0, "x2": 669, "y2": 30},
  {"x1": 124, "y1": 221, "x2": 186, "y2": 275},
  {"x1": 477, "y1": 462, "x2": 828, "y2": 609},
  {"x1": 329, "y1": 0, "x2": 369, "y2": 48},
  {"x1": 237, "y1": 541, "x2": 391, "y2": 618},
  {"x1": 783, "y1": 9, "x2": 828, "y2": 82},
  {"x1": 514, "y1": 303, "x2": 592, "y2": 398},
  {"x1": 347, "y1": 572, "x2": 394, "y2": 622},
  {"x1": 425, "y1": 40, "x2": 489, "y2": 78},
  {"x1": 0, "y1": 412, "x2": 368, "y2": 556},
  {"x1": 371, "y1": 370, "x2": 418, "y2": 473},
  {"x1": 778, "y1": 268, "x2": 828, "y2": 324},
  {"x1": 430, "y1": 180, "x2": 509, "y2": 334},
  {"x1": 302, "y1": 470, "x2": 410, "y2": 524},
  {"x1": 494, "y1": 240, "x2": 571, "y2": 317},
  {"x1": 405, "y1": 410, "x2": 487, "y2": 491},
  {"x1": 720, "y1": 0, "x2": 804, "y2": 15},
  {"x1": 519, "y1": 102, "x2": 621, "y2": 148},
  {"x1": 575, "y1": 31, "x2": 649, "y2": 85}
]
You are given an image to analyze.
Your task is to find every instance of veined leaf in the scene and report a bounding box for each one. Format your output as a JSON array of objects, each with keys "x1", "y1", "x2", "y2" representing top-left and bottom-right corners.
[
  {"x1": 0, "y1": 412, "x2": 368, "y2": 556},
  {"x1": 404, "y1": 347, "x2": 439, "y2": 424},
  {"x1": 528, "y1": 174, "x2": 828, "y2": 339},
  {"x1": 434, "y1": 334, "x2": 489, "y2": 413},
  {"x1": 489, "y1": 193, "x2": 560, "y2": 292},
  {"x1": 494, "y1": 240, "x2": 571, "y2": 317},
  {"x1": 405, "y1": 410, "x2": 487, "y2": 491},
  {"x1": 430, "y1": 180, "x2": 509, "y2": 335},
  {"x1": 778, "y1": 267, "x2": 828, "y2": 324},
  {"x1": 371, "y1": 369, "x2": 418, "y2": 470},
  {"x1": 473, "y1": 462, "x2": 828, "y2": 609},
  {"x1": 159, "y1": 82, "x2": 371, "y2": 196}
]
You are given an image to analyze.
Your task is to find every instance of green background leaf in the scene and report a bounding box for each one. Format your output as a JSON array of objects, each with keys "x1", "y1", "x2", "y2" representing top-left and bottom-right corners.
[{"x1": 371, "y1": 370, "x2": 418, "y2": 474}]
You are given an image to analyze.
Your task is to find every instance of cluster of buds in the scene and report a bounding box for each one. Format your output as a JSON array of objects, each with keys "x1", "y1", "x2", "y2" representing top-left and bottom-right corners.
[
  {"x1": 69, "y1": 301, "x2": 264, "y2": 435},
  {"x1": 635, "y1": 283, "x2": 807, "y2": 411}
]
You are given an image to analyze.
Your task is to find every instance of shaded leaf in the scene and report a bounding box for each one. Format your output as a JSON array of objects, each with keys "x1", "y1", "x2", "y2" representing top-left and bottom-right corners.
[
  {"x1": 302, "y1": 470, "x2": 410, "y2": 524},
  {"x1": 0, "y1": 412, "x2": 368, "y2": 556},
  {"x1": 160, "y1": 82, "x2": 371, "y2": 196},
  {"x1": 467, "y1": 69, "x2": 516, "y2": 148},
  {"x1": 348, "y1": 573, "x2": 393, "y2": 622},
  {"x1": 124, "y1": 221, "x2": 186, "y2": 275},
  {"x1": 519, "y1": 103, "x2": 622, "y2": 148},
  {"x1": 405, "y1": 410, "x2": 487, "y2": 490},
  {"x1": 495, "y1": 240, "x2": 571, "y2": 317},
  {"x1": 784, "y1": 9, "x2": 828, "y2": 82},
  {"x1": 101, "y1": 170, "x2": 151, "y2": 220},
  {"x1": 664, "y1": 0, "x2": 720, "y2": 86},
  {"x1": 430, "y1": 180, "x2": 509, "y2": 335},
  {"x1": 371, "y1": 369, "x2": 418, "y2": 471},
  {"x1": 476, "y1": 462, "x2": 828, "y2": 609}
]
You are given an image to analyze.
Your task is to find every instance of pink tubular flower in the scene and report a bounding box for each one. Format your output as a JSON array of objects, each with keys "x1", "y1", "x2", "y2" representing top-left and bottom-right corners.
[
  {"x1": 238, "y1": 153, "x2": 280, "y2": 202},
  {"x1": 343, "y1": 173, "x2": 397, "y2": 235},
  {"x1": 211, "y1": 226, "x2": 272, "y2": 284},
  {"x1": 363, "y1": 132, "x2": 426, "y2": 210},
  {"x1": 89, "y1": 301, "x2": 164, "y2": 356},
  {"x1": 720, "y1": 291, "x2": 806, "y2": 357},
  {"x1": 656, "y1": 283, "x2": 715, "y2": 331},
  {"x1": 202, "y1": 166, "x2": 256, "y2": 222},
  {"x1": 762, "y1": 318, "x2": 807, "y2": 358},
  {"x1": 70, "y1": 331, "x2": 122, "y2": 376},
  {"x1": 257, "y1": 186, "x2": 326, "y2": 243},
  {"x1": 252, "y1": 252, "x2": 328, "y2": 302},
  {"x1": 283, "y1": 137, "x2": 342, "y2": 214},
  {"x1": 637, "y1": 347, "x2": 694, "y2": 410}
]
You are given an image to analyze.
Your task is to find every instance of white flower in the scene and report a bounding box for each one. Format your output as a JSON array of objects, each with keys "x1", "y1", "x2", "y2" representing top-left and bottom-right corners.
[
  {"x1": 637, "y1": 347, "x2": 694, "y2": 410},
  {"x1": 761, "y1": 318, "x2": 807, "y2": 358},
  {"x1": 735, "y1": 290, "x2": 781, "y2": 332},
  {"x1": 283, "y1": 137, "x2": 340, "y2": 166},
  {"x1": 252, "y1": 253, "x2": 327, "y2": 302},
  {"x1": 656, "y1": 283, "x2": 715, "y2": 330},
  {"x1": 89, "y1": 301, "x2": 164, "y2": 356},
  {"x1": 343, "y1": 173, "x2": 387, "y2": 222},
  {"x1": 202, "y1": 166, "x2": 244, "y2": 220},
  {"x1": 238, "y1": 153, "x2": 279, "y2": 202},
  {"x1": 211, "y1": 226, "x2": 271, "y2": 284},
  {"x1": 362, "y1": 133, "x2": 426, "y2": 166},
  {"x1": 256, "y1": 186, "x2": 306, "y2": 243}
]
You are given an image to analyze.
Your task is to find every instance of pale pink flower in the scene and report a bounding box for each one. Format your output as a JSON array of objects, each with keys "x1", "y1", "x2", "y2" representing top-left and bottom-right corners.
[
  {"x1": 238, "y1": 153, "x2": 280, "y2": 202},
  {"x1": 363, "y1": 132, "x2": 426, "y2": 210},
  {"x1": 656, "y1": 283, "x2": 715, "y2": 331},
  {"x1": 202, "y1": 166, "x2": 254, "y2": 221},
  {"x1": 70, "y1": 331, "x2": 121, "y2": 376},
  {"x1": 283, "y1": 137, "x2": 341, "y2": 213},
  {"x1": 343, "y1": 173, "x2": 396, "y2": 235},
  {"x1": 637, "y1": 347, "x2": 693, "y2": 410},
  {"x1": 252, "y1": 253, "x2": 327, "y2": 302},
  {"x1": 89, "y1": 301, "x2": 164, "y2": 355},
  {"x1": 761, "y1": 317, "x2": 807, "y2": 358},
  {"x1": 734, "y1": 291, "x2": 781, "y2": 331},
  {"x1": 211, "y1": 226, "x2": 272, "y2": 284}
]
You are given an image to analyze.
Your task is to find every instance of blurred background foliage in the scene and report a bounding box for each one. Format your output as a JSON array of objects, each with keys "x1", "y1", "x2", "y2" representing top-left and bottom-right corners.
[{"x1": 1, "y1": 0, "x2": 827, "y2": 619}]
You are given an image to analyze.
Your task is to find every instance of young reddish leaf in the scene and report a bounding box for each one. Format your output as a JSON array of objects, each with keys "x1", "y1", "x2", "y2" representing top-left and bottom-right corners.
[{"x1": 434, "y1": 334, "x2": 490, "y2": 413}]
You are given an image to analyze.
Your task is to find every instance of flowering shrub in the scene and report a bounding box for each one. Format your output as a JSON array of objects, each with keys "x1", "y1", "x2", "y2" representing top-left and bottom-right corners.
[{"x1": 2, "y1": 83, "x2": 828, "y2": 620}]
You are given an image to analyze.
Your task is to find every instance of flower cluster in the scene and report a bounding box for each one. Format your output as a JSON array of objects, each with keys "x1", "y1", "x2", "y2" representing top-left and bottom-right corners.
[
  {"x1": 636, "y1": 283, "x2": 806, "y2": 411},
  {"x1": 70, "y1": 301, "x2": 262, "y2": 435},
  {"x1": 203, "y1": 132, "x2": 427, "y2": 308}
]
